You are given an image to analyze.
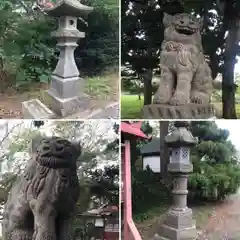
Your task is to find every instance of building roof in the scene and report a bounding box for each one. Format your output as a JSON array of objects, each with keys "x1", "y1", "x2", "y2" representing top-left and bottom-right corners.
[
  {"x1": 81, "y1": 204, "x2": 119, "y2": 217},
  {"x1": 140, "y1": 138, "x2": 160, "y2": 155},
  {"x1": 121, "y1": 122, "x2": 149, "y2": 139}
]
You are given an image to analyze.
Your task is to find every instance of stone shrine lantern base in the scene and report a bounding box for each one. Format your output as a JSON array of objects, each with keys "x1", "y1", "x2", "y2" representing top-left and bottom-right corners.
[
  {"x1": 154, "y1": 208, "x2": 196, "y2": 240},
  {"x1": 47, "y1": 90, "x2": 90, "y2": 117},
  {"x1": 142, "y1": 103, "x2": 215, "y2": 119}
]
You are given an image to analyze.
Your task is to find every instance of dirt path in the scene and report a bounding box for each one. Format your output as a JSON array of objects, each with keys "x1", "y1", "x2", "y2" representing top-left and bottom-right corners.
[
  {"x1": 0, "y1": 96, "x2": 23, "y2": 118},
  {"x1": 0, "y1": 72, "x2": 119, "y2": 119},
  {"x1": 198, "y1": 190, "x2": 240, "y2": 240},
  {"x1": 136, "y1": 190, "x2": 240, "y2": 240}
]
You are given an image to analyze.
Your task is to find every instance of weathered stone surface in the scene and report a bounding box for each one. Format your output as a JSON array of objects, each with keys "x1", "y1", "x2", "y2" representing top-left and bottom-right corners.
[
  {"x1": 142, "y1": 103, "x2": 215, "y2": 119},
  {"x1": 22, "y1": 99, "x2": 56, "y2": 119},
  {"x1": 168, "y1": 163, "x2": 193, "y2": 173},
  {"x1": 153, "y1": 13, "x2": 213, "y2": 106},
  {"x1": 3, "y1": 137, "x2": 81, "y2": 240},
  {"x1": 88, "y1": 102, "x2": 119, "y2": 119},
  {"x1": 45, "y1": 0, "x2": 93, "y2": 17},
  {"x1": 165, "y1": 122, "x2": 198, "y2": 147},
  {"x1": 164, "y1": 208, "x2": 195, "y2": 229},
  {"x1": 47, "y1": 90, "x2": 90, "y2": 117},
  {"x1": 156, "y1": 224, "x2": 196, "y2": 240}
]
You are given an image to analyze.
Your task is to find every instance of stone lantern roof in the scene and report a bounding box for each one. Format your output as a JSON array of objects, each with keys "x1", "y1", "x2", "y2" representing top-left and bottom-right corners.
[
  {"x1": 165, "y1": 121, "x2": 198, "y2": 148},
  {"x1": 45, "y1": 0, "x2": 93, "y2": 17}
]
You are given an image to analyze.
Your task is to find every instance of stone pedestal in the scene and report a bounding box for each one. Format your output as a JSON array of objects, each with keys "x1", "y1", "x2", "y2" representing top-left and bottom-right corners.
[
  {"x1": 142, "y1": 103, "x2": 215, "y2": 119},
  {"x1": 156, "y1": 175, "x2": 196, "y2": 240}
]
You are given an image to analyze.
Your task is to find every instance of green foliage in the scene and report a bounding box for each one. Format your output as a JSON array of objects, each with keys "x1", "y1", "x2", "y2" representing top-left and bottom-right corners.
[
  {"x1": 73, "y1": 165, "x2": 119, "y2": 238},
  {"x1": 188, "y1": 163, "x2": 240, "y2": 201},
  {"x1": 76, "y1": 0, "x2": 119, "y2": 75},
  {"x1": 132, "y1": 168, "x2": 171, "y2": 221},
  {"x1": 188, "y1": 121, "x2": 240, "y2": 202}
]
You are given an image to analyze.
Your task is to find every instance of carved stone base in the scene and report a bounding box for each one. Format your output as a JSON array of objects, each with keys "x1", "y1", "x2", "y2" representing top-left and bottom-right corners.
[
  {"x1": 155, "y1": 208, "x2": 196, "y2": 240},
  {"x1": 47, "y1": 89, "x2": 91, "y2": 117},
  {"x1": 142, "y1": 103, "x2": 215, "y2": 119}
]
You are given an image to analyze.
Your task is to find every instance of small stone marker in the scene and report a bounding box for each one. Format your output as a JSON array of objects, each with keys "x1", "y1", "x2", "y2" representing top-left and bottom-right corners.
[{"x1": 22, "y1": 99, "x2": 56, "y2": 119}]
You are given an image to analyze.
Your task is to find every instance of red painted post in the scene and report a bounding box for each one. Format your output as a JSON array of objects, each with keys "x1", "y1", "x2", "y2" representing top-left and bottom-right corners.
[{"x1": 124, "y1": 140, "x2": 142, "y2": 240}]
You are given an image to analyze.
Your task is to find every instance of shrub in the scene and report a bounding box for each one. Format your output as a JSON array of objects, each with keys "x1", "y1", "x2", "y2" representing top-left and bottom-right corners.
[
  {"x1": 132, "y1": 169, "x2": 171, "y2": 219},
  {"x1": 188, "y1": 162, "x2": 240, "y2": 202}
]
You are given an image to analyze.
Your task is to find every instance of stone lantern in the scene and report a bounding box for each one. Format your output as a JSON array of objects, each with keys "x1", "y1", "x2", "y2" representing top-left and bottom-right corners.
[
  {"x1": 45, "y1": 0, "x2": 93, "y2": 117},
  {"x1": 156, "y1": 121, "x2": 198, "y2": 240}
]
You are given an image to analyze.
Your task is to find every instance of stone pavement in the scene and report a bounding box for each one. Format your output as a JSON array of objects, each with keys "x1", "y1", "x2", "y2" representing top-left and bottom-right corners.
[{"x1": 197, "y1": 189, "x2": 240, "y2": 240}]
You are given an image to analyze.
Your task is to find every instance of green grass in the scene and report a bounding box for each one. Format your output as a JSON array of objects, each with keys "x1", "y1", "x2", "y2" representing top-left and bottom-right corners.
[
  {"x1": 121, "y1": 95, "x2": 144, "y2": 119},
  {"x1": 85, "y1": 72, "x2": 118, "y2": 100},
  {"x1": 86, "y1": 76, "x2": 111, "y2": 99},
  {"x1": 121, "y1": 94, "x2": 240, "y2": 119},
  {"x1": 213, "y1": 102, "x2": 240, "y2": 118}
]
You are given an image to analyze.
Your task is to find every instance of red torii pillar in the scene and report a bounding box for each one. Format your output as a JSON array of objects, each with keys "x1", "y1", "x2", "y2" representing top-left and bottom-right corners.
[{"x1": 121, "y1": 122, "x2": 150, "y2": 240}]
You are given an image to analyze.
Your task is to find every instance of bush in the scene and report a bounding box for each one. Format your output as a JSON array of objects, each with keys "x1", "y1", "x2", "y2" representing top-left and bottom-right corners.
[
  {"x1": 132, "y1": 169, "x2": 171, "y2": 220},
  {"x1": 188, "y1": 162, "x2": 240, "y2": 202}
]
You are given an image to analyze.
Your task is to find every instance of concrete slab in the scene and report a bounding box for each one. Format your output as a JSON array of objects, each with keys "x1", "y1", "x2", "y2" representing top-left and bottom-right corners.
[{"x1": 22, "y1": 99, "x2": 56, "y2": 119}]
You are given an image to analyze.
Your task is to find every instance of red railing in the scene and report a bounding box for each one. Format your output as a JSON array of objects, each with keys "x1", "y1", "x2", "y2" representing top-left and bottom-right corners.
[{"x1": 122, "y1": 140, "x2": 142, "y2": 240}]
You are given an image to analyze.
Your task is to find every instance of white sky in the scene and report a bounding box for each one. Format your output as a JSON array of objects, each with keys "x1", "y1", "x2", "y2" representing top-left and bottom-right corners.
[
  {"x1": 148, "y1": 120, "x2": 240, "y2": 152},
  {"x1": 235, "y1": 57, "x2": 240, "y2": 73},
  {"x1": 216, "y1": 120, "x2": 240, "y2": 150}
]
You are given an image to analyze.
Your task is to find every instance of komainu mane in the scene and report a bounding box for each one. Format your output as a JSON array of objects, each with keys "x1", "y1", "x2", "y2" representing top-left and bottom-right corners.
[
  {"x1": 3, "y1": 137, "x2": 81, "y2": 240},
  {"x1": 153, "y1": 13, "x2": 213, "y2": 105}
]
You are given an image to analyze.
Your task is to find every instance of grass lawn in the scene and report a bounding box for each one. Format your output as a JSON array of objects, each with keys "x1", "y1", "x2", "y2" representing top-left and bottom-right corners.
[
  {"x1": 214, "y1": 102, "x2": 240, "y2": 118},
  {"x1": 121, "y1": 95, "x2": 144, "y2": 119},
  {"x1": 121, "y1": 94, "x2": 240, "y2": 119}
]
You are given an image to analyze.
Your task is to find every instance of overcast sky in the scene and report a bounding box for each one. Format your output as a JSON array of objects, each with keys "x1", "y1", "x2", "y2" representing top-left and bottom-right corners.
[{"x1": 216, "y1": 120, "x2": 240, "y2": 150}]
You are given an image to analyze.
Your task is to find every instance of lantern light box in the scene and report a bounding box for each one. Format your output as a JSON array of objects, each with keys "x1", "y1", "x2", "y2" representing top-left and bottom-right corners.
[{"x1": 170, "y1": 147, "x2": 190, "y2": 164}]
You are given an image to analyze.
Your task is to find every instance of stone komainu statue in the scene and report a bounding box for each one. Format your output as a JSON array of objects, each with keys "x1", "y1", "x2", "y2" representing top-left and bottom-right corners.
[
  {"x1": 153, "y1": 13, "x2": 213, "y2": 105},
  {"x1": 3, "y1": 137, "x2": 81, "y2": 240}
]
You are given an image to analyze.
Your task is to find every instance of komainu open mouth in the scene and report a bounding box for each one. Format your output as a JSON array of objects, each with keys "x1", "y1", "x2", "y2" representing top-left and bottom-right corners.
[{"x1": 176, "y1": 27, "x2": 195, "y2": 35}]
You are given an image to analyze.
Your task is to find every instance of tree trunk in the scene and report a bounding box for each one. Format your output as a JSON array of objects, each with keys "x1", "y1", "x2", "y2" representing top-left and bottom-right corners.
[
  {"x1": 222, "y1": 19, "x2": 238, "y2": 119},
  {"x1": 143, "y1": 69, "x2": 153, "y2": 105},
  {"x1": 160, "y1": 121, "x2": 170, "y2": 177}
]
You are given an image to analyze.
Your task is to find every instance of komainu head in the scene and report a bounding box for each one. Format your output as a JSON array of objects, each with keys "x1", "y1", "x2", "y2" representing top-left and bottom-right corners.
[
  {"x1": 35, "y1": 137, "x2": 81, "y2": 169},
  {"x1": 163, "y1": 13, "x2": 203, "y2": 45}
]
